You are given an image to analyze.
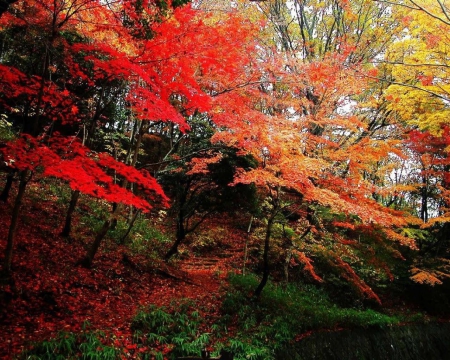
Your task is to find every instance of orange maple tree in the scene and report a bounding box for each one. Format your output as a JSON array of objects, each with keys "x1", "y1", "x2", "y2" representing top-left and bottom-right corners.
[{"x1": 205, "y1": 10, "x2": 415, "y2": 298}]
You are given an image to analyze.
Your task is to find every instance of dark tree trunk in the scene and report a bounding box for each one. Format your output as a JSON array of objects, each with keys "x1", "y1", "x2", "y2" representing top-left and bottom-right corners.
[
  {"x1": 110, "y1": 203, "x2": 119, "y2": 230},
  {"x1": 254, "y1": 214, "x2": 275, "y2": 299},
  {"x1": 420, "y1": 184, "x2": 428, "y2": 223},
  {"x1": 2, "y1": 170, "x2": 30, "y2": 275},
  {"x1": 112, "y1": 121, "x2": 143, "y2": 231},
  {"x1": 0, "y1": 171, "x2": 15, "y2": 202},
  {"x1": 60, "y1": 105, "x2": 100, "y2": 237},
  {"x1": 165, "y1": 180, "x2": 189, "y2": 261},
  {"x1": 61, "y1": 189, "x2": 80, "y2": 237},
  {"x1": 79, "y1": 218, "x2": 112, "y2": 268},
  {"x1": 164, "y1": 208, "x2": 213, "y2": 261},
  {"x1": 120, "y1": 209, "x2": 140, "y2": 245},
  {"x1": 165, "y1": 212, "x2": 186, "y2": 261},
  {"x1": 284, "y1": 246, "x2": 293, "y2": 285},
  {"x1": 78, "y1": 118, "x2": 143, "y2": 267}
]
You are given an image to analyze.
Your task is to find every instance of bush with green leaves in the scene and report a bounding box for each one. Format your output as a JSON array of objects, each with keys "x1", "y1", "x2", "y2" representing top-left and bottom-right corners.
[
  {"x1": 126, "y1": 219, "x2": 172, "y2": 258},
  {"x1": 19, "y1": 325, "x2": 121, "y2": 360},
  {"x1": 0, "y1": 115, "x2": 16, "y2": 141},
  {"x1": 218, "y1": 274, "x2": 401, "y2": 360},
  {"x1": 131, "y1": 302, "x2": 211, "y2": 359},
  {"x1": 72, "y1": 196, "x2": 171, "y2": 258}
]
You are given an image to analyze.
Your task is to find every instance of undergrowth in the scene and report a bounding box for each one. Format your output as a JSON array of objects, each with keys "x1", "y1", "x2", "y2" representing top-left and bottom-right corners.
[
  {"x1": 18, "y1": 274, "x2": 414, "y2": 360},
  {"x1": 74, "y1": 196, "x2": 171, "y2": 259},
  {"x1": 13, "y1": 178, "x2": 409, "y2": 360},
  {"x1": 129, "y1": 274, "x2": 402, "y2": 360},
  {"x1": 217, "y1": 273, "x2": 402, "y2": 360},
  {"x1": 131, "y1": 300, "x2": 210, "y2": 360},
  {"x1": 19, "y1": 323, "x2": 120, "y2": 360}
]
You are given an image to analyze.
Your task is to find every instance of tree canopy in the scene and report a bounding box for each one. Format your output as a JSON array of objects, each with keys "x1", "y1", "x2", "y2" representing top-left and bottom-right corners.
[{"x1": 1, "y1": 0, "x2": 450, "y2": 357}]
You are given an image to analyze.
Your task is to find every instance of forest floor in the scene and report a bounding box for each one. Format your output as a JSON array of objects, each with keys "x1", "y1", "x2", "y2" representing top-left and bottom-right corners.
[
  {"x1": 0, "y1": 183, "x2": 249, "y2": 359},
  {"x1": 1, "y1": 181, "x2": 450, "y2": 359}
]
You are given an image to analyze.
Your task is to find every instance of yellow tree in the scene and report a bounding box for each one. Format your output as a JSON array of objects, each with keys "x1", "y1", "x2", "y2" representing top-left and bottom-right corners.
[
  {"x1": 369, "y1": 0, "x2": 450, "y2": 285},
  {"x1": 379, "y1": 0, "x2": 450, "y2": 134}
]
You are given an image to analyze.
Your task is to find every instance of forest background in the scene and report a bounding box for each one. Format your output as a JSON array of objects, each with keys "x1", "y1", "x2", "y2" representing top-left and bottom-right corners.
[{"x1": 1, "y1": 0, "x2": 450, "y2": 359}]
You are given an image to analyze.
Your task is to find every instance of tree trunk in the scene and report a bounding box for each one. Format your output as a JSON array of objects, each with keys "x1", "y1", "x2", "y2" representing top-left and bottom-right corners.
[
  {"x1": 112, "y1": 121, "x2": 143, "y2": 231},
  {"x1": 254, "y1": 214, "x2": 275, "y2": 299},
  {"x1": 0, "y1": 170, "x2": 15, "y2": 202},
  {"x1": 164, "y1": 213, "x2": 186, "y2": 261},
  {"x1": 78, "y1": 118, "x2": 143, "y2": 266},
  {"x1": 243, "y1": 216, "x2": 253, "y2": 276},
  {"x1": 120, "y1": 209, "x2": 140, "y2": 245},
  {"x1": 2, "y1": 170, "x2": 30, "y2": 275},
  {"x1": 110, "y1": 203, "x2": 119, "y2": 230},
  {"x1": 165, "y1": 181, "x2": 189, "y2": 261},
  {"x1": 79, "y1": 218, "x2": 112, "y2": 268},
  {"x1": 61, "y1": 189, "x2": 80, "y2": 237},
  {"x1": 60, "y1": 106, "x2": 100, "y2": 237},
  {"x1": 284, "y1": 246, "x2": 293, "y2": 285},
  {"x1": 420, "y1": 184, "x2": 429, "y2": 223}
]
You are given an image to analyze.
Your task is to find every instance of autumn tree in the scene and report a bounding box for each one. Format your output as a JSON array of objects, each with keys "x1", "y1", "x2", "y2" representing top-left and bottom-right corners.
[
  {"x1": 0, "y1": 0, "x2": 17, "y2": 17},
  {"x1": 0, "y1": 0, "x2": 438, "y2": 298},
  {"x1": 405, "y1": 129, "x2": 450, "y2": 249},
  {"x1": 0, "y1": 0, "x2": 275, "y2": 272},
  {"x1": 132, "y1": 8, "x2": 264, "y2": 259},
  {"x1": 356, "y1": 0, "x2": 450, "y2": 284},
  {"x1": 197, "y1": 0, "x2": 417, "y2": 299},
  {"x1": 0, "y1": 0, "x2": 194, "y2": 271},
  {"x1": 156, "y1": 114, "x2": 257, "y2": 260}
]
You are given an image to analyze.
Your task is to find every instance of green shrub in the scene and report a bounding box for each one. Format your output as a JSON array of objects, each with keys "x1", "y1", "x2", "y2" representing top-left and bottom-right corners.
[
  {"x1": 127, "y1": 222, "x2": 171, "y2": 258},
  {"x1": 218, "y1": 274, "x2": 401, "y2": 360},
  {"x1": 131, "y1": 302, "x2": 210, "y2": 359},
  {"x1": 19, "y1": 325, "x2": 121, "y2": 359},
  {"x1": 0, "y1": 115, "x2": 16, "y2": 141}
]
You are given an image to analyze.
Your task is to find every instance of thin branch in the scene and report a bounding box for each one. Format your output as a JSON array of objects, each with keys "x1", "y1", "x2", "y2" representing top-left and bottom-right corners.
[
  {"x1": 373, "y1": 0, "x2": 422, "y2": 11},
  {"x1": 137, "y1": 146, "x2": 225, "y2": 169},
  {"x1": 352, "y1": 67, "x2": 450, "y2": 102},
  {"x1": 372, "y1": 60, "x2": 450, "y2": 69},
  {"x1": 374, "y1": 0, "x2": 450, "y2": 26},
  {"x1": 409, "y1": 0, "x2": 450, "y2": 26}
]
